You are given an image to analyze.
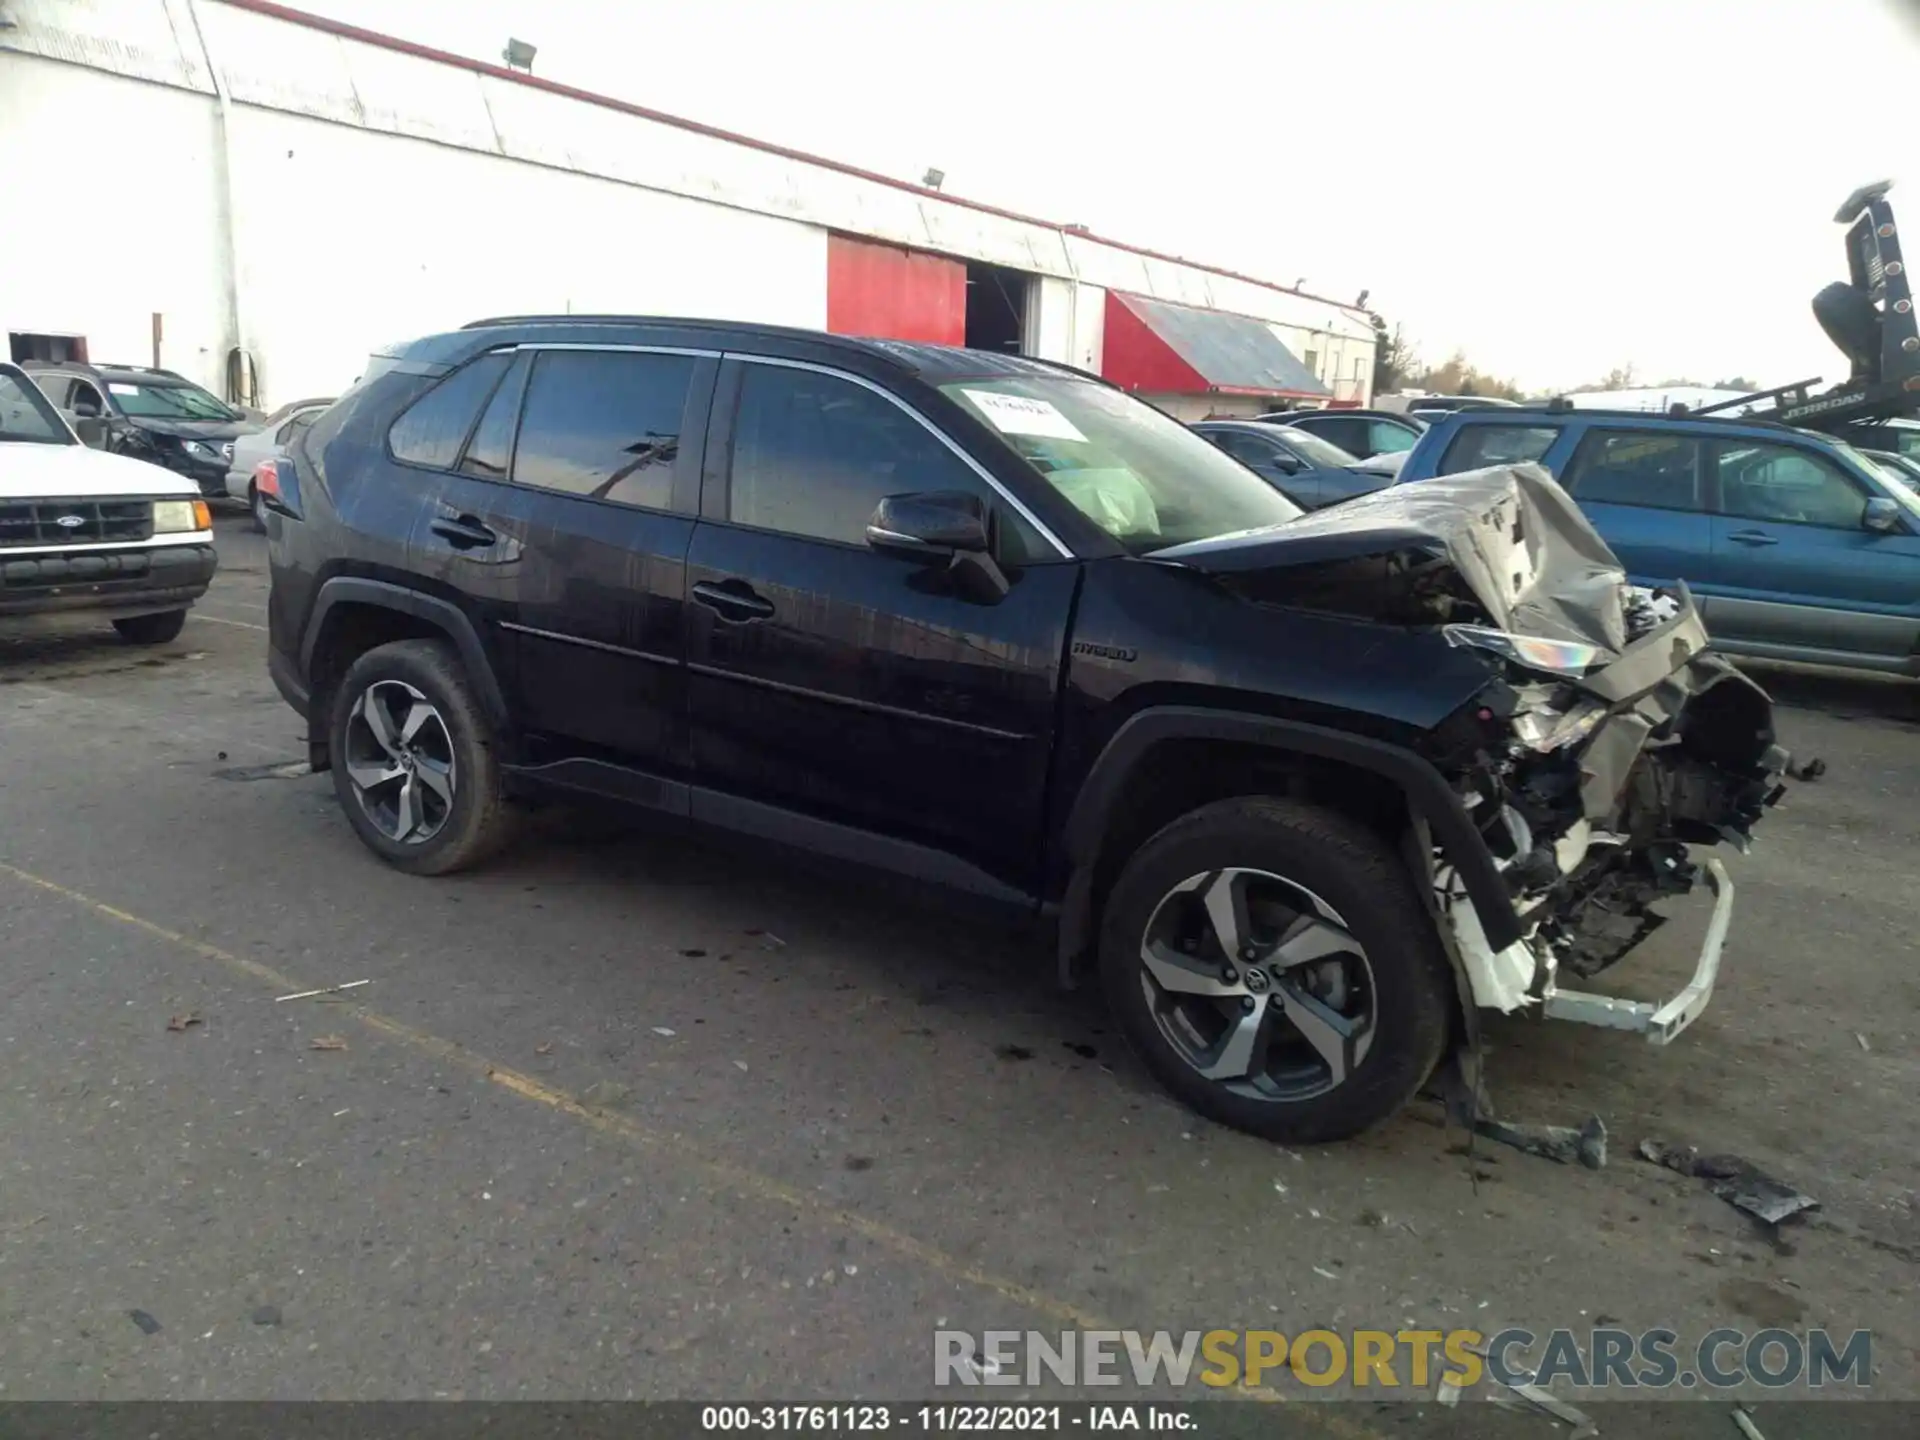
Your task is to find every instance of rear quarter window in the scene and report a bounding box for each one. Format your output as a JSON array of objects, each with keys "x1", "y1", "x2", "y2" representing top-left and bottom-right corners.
[
  {"x1": 1437, "y1": 423, "x2": 1561, "y2": 476},
  {"x1": 386, "y1": 352, "x2": 512, "y2": 470}
]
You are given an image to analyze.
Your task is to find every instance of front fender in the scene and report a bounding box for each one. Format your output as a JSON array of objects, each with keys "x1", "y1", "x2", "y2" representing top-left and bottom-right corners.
[{"x1": 1053, "y1": 705, "x2": 1521, "y2": 977}]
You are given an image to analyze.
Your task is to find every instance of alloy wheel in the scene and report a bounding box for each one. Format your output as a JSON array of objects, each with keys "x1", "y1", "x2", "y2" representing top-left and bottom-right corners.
[
  {"x1": 1138, "y1": 868, "x2": 1376, "y2": 1101},
  {"x1": 342, "y1": 679, "x2": 457, "y2": 844}
]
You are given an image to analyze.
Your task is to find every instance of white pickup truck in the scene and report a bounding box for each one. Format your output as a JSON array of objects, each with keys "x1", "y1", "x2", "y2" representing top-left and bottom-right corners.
[{"x1": 1, "y1": 361, "x2": 217, "y2": 643}]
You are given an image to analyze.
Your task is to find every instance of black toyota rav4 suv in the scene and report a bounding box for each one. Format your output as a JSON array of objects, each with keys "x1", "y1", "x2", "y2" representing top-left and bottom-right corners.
[{"x1": 266, "y1": 317, "x2": 1788, "y2": 1143}]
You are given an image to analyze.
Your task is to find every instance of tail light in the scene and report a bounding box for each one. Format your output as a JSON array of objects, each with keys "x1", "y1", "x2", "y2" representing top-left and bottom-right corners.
[{"x1": 254, "y1": 458, "x2": 283, "y2": 507}]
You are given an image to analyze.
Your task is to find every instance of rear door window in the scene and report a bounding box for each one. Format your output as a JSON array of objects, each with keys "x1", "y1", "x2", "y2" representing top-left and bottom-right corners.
[
  {"x1": 511, "y1": 350, "x2": 696, "y2": 510},
  {"x1": 388, "y1": 353, "x2": 511, "y2": 469},
  {"x1": 1437, "y1": 423, "x2": 1560, "y2": 475},
  {"x1": 1564, "y1": 429, "x2": 1703, "y2": 509},
  {"x1": 1305, "y1": 416, "x2": 1365, "y2": 453}
]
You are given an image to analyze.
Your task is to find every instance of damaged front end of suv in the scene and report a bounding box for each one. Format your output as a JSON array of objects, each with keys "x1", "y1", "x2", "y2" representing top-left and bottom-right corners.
[{"x1": 1175, "y1": 465, "x2": 1790, "y2": 1043}]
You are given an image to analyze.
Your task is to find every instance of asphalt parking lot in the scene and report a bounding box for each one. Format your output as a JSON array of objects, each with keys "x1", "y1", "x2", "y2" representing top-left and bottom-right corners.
[{"x1": 1, "y1": 514, "x2": 1915, "y2": 1431}]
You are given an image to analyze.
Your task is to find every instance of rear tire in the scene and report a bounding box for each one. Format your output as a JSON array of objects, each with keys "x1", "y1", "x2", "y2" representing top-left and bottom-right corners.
[
  {"x1": 1099, "y1": 796, "x2": 1453, "y2": 1144},
  {"x1": 328, "y1": 638, "x2": 515, "y2": 875},
  {"x1": 112, "y1": 609, "x2": 187, "y2": 645}
]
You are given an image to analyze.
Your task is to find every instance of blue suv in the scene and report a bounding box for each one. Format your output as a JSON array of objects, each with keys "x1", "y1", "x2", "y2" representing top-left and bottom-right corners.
[{"x1": 1398, "y1": 405, "x2": 1920, "y2": 676}]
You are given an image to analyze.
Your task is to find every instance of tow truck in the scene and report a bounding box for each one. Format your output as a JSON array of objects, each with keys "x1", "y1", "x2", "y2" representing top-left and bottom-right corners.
[{"x1": 1688, "y1": 180, "x2": 1920, "y2": 455}]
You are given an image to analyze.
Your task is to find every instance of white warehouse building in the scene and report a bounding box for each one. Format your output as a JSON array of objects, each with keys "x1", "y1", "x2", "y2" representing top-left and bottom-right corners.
[{"x1": 0, "y1": 0, "x2": 1377, "y2": 419}]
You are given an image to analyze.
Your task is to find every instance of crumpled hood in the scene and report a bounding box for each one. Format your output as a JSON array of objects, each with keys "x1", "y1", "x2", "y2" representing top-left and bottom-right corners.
[{"x1": 1150, "y1": 464, "x2": 1631, "y2": 655}]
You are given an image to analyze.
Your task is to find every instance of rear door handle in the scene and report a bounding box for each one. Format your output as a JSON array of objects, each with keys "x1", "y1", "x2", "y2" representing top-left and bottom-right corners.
[
  {"x1": 691, "y1": 579, "x2": 775, "y2": 621},
  {"x1": 1727, "y1": 530, "x2": 1780, "y2": 547},
  {"x1": 430, "y1": 515, "x2": 498, "y2": 549}
]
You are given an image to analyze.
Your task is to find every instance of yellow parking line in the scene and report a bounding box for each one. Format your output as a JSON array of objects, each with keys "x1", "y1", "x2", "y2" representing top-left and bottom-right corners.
[{"x1": 0, "y1": 858, "x2": 1392, "y2": 1431}]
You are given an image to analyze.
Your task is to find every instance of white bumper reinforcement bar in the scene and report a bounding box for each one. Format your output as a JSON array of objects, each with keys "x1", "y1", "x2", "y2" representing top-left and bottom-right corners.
[{"x1": 1540, "y1": 858, "x2": 1733, "y2": 1045}]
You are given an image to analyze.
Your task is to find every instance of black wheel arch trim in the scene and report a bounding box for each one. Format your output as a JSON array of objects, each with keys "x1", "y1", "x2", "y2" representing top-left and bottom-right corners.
[
  {"x1": 1054, "y1": 705, "x2": 1521, "y2": 975},
  {"x1": 299, "y1": 577, "x2": 511, "y2": 729}
]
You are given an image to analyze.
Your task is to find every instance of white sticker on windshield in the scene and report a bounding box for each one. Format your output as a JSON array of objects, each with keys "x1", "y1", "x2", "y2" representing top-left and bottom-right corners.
[
  {"x1": 107, "y1": 383, "x2": 140, "y2": 395},
  {"x1": 962, "y1": 389, "x2": 1087, "y2": 443}
]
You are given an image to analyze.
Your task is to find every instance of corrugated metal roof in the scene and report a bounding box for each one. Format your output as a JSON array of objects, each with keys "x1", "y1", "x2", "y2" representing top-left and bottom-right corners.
[{"x1": 1114, "y1": 293, "x2": 1332, "y2": 398}]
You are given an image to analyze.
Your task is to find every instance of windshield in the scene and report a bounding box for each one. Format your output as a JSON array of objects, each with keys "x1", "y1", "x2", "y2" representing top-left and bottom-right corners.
[
  {"x1": 0, "y1": 370, "x2": 74, "y2": 445},
  {"x1": 105, "y1": 378, "x2": 240, "y2": 422},
  {"x1": 1274, "y1": 427, "x2": 1361, "y2": 469},
  {"x1": 942, "y1": 378, "x2": 1301, "y2": 553}
]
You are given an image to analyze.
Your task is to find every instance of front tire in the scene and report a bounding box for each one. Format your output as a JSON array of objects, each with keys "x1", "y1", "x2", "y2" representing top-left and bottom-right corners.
[
  {"x1": 1099, "y1": 796, "x2": 1453, "y2": 1144},
  {"x1": 328, "y1": 638, "x2": 514, "y2": 875},
  {"x1": 112, "y1": 609, "x2": 187, "y2": 645}
]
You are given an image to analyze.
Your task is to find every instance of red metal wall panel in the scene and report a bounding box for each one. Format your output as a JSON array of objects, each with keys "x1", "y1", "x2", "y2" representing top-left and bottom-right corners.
[
  {"x1": 826, "y1": 235, "x2": 966, "y2": 344},
  {"x1": 1100, "y1": 291, "x2": 1208, "y2": 394}
]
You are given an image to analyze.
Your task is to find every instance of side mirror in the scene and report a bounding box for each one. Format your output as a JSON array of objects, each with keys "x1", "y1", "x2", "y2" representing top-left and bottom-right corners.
[
  {"x1": 73, "y1": 416, "x2": 111, "y2": 449},
  {"x1": 1864, "y1": 496, "x2": 1902, "y2": 533},
  {"x1": 866, "y1": 491, "x2": 990, "y2": 558},
  {"x1": 1265, "y1": 451, "x2": 1303, "y2": 475},
  {"x1": 866, "y1": 491, "x2": 1009, "y2": 603}
]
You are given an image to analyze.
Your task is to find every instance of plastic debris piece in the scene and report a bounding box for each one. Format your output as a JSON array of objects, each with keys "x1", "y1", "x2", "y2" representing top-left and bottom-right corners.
[
  {"x1": 652, "y1": 1026, "x2": 676, "y2": 1038},
  {"x1": 166, "y1": 1011, "x2": 202, "y2": 1032},
  {"x1": 1732, "y1": 1406, "x2": 1766, "y2": 1440},
  {"x1": 276, "y1": 980, "x2": 370, "y2": 1003},
  {"x1": 1856, "y1": 1033, "x2": 1870, "y2": 1052},
  {"x1": 1311, "y1": 1266, "x2": 1339, "y2": 1281},
  {"x1": 1638, "y1": 1140, "x2": 1819, "y2": 1225},
  {"x1": 1475, "y1": 1114, "x2": 1607, "y2": 1169},
  {"x1": 1436, "y1": 1375, "x2": 1461, "y2": 1408},
  {"x1": 308, "y1": 1035, "x2": 348, "y2": 1051},
  {"x1": 128, "y1": 1310, "x2": 161, "y2": 1335}
]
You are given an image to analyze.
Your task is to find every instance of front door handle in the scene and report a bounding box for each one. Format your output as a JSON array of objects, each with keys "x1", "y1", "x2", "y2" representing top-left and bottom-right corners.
[
  {"x1": 430, "y1": 514, "x2": 498, "y2": 549},
  {"x1": 691, "y1": 579, "x2": 775, "y2": 622},
  {"x1": 1726, "y1": 530, "x2": 1780, "y2": 547}
]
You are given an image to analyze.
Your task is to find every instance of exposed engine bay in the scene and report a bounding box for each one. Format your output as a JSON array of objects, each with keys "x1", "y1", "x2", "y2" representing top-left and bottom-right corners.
[{"x1": 1173, "y1": 465, "x2": 1791, "y2": 1031}]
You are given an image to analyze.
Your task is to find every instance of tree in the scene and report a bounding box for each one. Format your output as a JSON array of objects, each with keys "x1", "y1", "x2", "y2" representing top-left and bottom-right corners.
[
  {"x1": 1367, "y1": 312, "x2": 1416, "y2": 395},
  {"x1": 1407, "y1": 348, "x2": 1525, "y2": 401}
]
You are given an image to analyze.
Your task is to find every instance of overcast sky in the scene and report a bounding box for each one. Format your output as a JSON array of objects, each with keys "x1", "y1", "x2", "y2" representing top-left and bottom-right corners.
[{"x1": 303, "y1": 0, "x2": 1919, "y2": 393}]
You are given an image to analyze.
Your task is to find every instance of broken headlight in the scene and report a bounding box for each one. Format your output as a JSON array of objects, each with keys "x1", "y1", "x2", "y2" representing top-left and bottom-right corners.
[
  {"x1": 1511, "y1": 691, "x2": 1607, "y2": 753},
  {"x1": 1445, "y1": 624, "x2": 1603, "y2": 676}
]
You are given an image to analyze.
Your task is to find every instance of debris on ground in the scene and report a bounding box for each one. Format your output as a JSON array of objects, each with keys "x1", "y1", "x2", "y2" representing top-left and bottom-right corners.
[
  {"x1": 128, "y1": 1309, "x2": 161, "y2": 1335},
  {"x1": 582, "y1": 1080, "x2": 632, "y2": 1109},
  {"x1": 1638, "y1": 1141, "x2": 1819, "y2": 1225},
  {"x1": 1475, "y1": 1114, "x2": 1608, "y2": 1169},
  {"x1": 1786, "y1": 757, "x2": 1827, "y2": 782},
  {"x1": 651, "y1": 1026, "x2": 676, "y2": 1038},
  {"x1": 251, "y1": 1304, "x2": 282, "y2": 1327},
  {"x1": 307, "y1": 1035, "x2": 348, "y2": 1052},
  {"x1": 745, "y1": 928, "x2": 787, "y2": 950},
  {"x1": 275, "y1": 980, "x2": 370, "y2": 1004},
  {"x1": 1311, "y1": 1265, "x2": 1339, "y2": 1281},
  {"x1": 679, "y1": 948, "x2": 707, "y2": 958},
  {"x1": 1435, "y1": 1375, "x2": 1462, "y2": 1407},
  {"x1": 1731, "y1": 1405, "x2": 1767, "y2": 1440},
  {"x1": 1856, "y1": 1033, "x2": 1871, "y2": 1052},
  {"x1": 995, "y1": 1043, "x2": 1035, "y2": 1061},
  {"x1": 166, "y1": 1011, "x2": 202, "y2": 1032},
  {"x1": 535, "y1": 1041, "x2": 553, "y2": 1055}
]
